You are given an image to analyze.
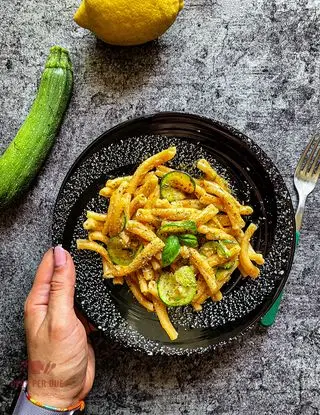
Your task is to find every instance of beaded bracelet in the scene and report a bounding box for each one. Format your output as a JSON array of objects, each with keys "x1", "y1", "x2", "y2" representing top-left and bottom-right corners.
[{"x1": 24, "y1": 382, "x2": 85, "y2": 412}]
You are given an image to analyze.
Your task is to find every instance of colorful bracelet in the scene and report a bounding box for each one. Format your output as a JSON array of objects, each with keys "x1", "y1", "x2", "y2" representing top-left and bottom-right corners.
[{"x1": 24, "y1": 382, "x2": 85, "y2": 413}]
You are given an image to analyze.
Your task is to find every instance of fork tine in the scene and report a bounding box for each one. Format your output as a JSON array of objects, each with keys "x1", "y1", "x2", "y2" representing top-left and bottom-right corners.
[
  {"x1": 295, "y1": 136, "x2": 316, "y2": 173},
  {"x1": 304, "y1": 136, "x2": 320, "y2": 174},
  {"x1": 315, "y1": 163, "x2": 320, "y2": 178},
  {"x1": 309, "y1": 145, "x2": 320, "y2": 178},
  {"x1": 307, "y1": 139, "x2": 320, "y2": 176},
  {"x1": 300, "y1": 136, "x2": 320, "y2": 174}
]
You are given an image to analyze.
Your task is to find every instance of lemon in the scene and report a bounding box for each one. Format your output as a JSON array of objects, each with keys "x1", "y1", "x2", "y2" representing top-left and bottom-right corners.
[{"x1": 74, "y1": 0, "x2": 184, "y2": 46}]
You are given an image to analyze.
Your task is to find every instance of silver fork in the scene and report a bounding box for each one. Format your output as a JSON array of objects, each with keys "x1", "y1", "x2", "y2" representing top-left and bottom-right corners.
[
  {"x1": 294, "y1": 136, "x2": 320, "y2": 238},
  {"x1": 260, "y1": 135, "x2": 320, "y2": 327}
]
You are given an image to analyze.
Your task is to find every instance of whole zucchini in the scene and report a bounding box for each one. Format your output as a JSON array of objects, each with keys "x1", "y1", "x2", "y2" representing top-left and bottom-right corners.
[{"x1": 0, "y1": 46, "x2": 73, "y2": 208}]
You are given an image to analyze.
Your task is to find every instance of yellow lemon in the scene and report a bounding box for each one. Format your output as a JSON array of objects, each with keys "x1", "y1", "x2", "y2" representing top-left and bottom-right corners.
[{"x1": 74, "y1": 0, "x2": 184, "y2": 46}]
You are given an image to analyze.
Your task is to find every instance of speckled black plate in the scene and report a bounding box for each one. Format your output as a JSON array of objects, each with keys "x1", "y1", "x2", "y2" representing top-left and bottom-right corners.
[{"x1": 53, "y1": 112, "x2": 295, "y2": 355}]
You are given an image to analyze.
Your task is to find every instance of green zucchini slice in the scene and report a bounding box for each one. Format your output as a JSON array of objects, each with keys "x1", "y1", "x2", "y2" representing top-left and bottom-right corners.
[
  {"x1": 107, "y1": 236, "x2": 140, "y2": 266},
  {"x1": 216, "y1": 241, "x2": 231, "y2": 258},
  {"x1": 178, "y1": 234, "x2": 199, "y2": 248},
  {"x1": 158, "y1": 266, "x2": 197, "y2": 306},
  {"x1": 219, "y1": 260, "x2": 235, "y2": 270},
  {"x1": 199, "y1": 241, "x2": 218, "y2": 257},
  {"x1": 216, "y1": 259, "x2": 238, "y2": 281},
  {"x1": 159, "y1": 220, "x2": 197, "y2": 235},
  {"x1": 199, "y1": 241, "x2": 231, "y2": 258},
  {"x1": 160, "y1": 171, "x2": 195, "y2": 202}
]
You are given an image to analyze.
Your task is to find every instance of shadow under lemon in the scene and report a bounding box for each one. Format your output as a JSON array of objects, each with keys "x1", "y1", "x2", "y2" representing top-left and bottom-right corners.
[{"x1": 82, "y1": 39, "x2": 165, "y2": 98}]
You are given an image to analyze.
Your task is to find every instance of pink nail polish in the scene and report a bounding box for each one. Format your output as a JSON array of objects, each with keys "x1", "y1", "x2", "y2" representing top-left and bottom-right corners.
[{"x1": 54, "y1": 245, "x2": 67, "y2": 267}]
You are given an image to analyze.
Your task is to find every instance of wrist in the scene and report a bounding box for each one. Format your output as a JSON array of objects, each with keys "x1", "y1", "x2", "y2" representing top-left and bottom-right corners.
[
  {"x1": 12, "y1": 381, "x2": 85, "y2": 414},
  {"x1": 27, "y1": 377, "x2": 77, "y2": 408}
]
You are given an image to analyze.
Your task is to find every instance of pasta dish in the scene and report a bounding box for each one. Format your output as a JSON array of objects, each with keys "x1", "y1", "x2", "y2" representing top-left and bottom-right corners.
[{"x1": 77, "y1": 147, "x2": 264, "y2": 340}]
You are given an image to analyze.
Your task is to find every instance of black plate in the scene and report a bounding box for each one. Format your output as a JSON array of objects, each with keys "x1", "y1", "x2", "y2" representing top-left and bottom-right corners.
[{"x1": 52, "y1": 112, "x2": 295, "y2": 355}]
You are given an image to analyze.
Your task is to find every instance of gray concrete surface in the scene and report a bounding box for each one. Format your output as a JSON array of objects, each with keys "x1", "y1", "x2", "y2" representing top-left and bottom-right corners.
[{"x1": 0, "y1": 0, "x2": 320, "y2": 413}]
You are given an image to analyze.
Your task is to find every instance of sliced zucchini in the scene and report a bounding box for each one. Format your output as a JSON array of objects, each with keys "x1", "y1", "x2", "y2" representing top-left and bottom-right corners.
[
  {"x1": 199, "y1": 241, "x2": 218, "y2": 257},
  {"x1": 109, "y1": 212, "x2": 126, "y2": 237},
  {"x1": 118, "y1": 212, "x2": 127, "y2": 234},
  {"x1": 219, "y1": 260, "x2": 235, "y2": 270},
  {"x1": 107, "y1": 236, "x2": 139, "y2": 266},
  {"x1": 216, "y1": 241, "x2": 231, "y2": 258},
  {"x1": 162, "y1": 235, "x2": 180, "y2": 267},
  {"x1": 160, "y1": 187, "x2": 187, "y2": 202},
  {"x1": 160, "y1": 171, "x2": 195, "y2": 202},
  {"x1": 215, "y1": 268, "x2": 231, "y2": 282},
  {"x1": 216, "y1": 260, "x2": 238, "y2": 281},
  {"x1": 220, "y1": 239, "x2": 237, "y2": 245},
  {"x1": 159, "y1": 220, "x2": 197, "y2": 235},
  {"x1": 158, "y1": 266, "x2": 197, "y2": 306},
  {"x1": 178, "y1": 234, "x2": 198, "y2": 248},
  {"x1": 199, "y1": 241, "x2": 231, "y2": 258}
]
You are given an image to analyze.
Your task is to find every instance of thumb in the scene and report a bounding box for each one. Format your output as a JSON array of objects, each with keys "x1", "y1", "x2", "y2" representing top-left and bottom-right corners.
[{"x1": 47, "y1": 246, "x2": 76, "y2": 319}]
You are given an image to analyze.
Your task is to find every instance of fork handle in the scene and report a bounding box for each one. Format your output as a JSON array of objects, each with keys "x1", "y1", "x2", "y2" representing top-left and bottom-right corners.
[
  {"x1": 295, "y1": 193, "x2": 307, "y2": 233},
  {"x1": 259, "y1": 231, "x2": 300, "y2": 327}
]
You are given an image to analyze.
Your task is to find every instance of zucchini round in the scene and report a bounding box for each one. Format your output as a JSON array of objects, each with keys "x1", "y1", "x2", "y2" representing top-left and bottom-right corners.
[
  {"x1": 199, "y1": 241, "x2": 218, "y2": 257},
  {"x1": 199, "y1": 241, "x2": 231, "y2": 258},
  {"x1": 158, "y1": 266, "x2": 197, "y2": 306},
  {"x1": 159, "y1": 220, "x2": 197, "y2": 235},
  {"x1": 0, "y1": 46, "x2": 73, "y2": 208},
  {"x1": 107, "y1": 236, "x2": 140, "y2": 266},
  {"x1": 219, "y1": 260, "x2": 235, "y2": 270},
  {"x1": 160, "y1": 171, "x2": 195, "y2": 202},
  {"x1": 178, "y1": 234, "x2": 198, "y2": 248}
]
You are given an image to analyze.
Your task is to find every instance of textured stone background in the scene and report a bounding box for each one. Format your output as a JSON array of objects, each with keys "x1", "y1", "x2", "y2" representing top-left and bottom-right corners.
[{"x1": 0, "y1": 0, "x2": 320, "y2": 414}]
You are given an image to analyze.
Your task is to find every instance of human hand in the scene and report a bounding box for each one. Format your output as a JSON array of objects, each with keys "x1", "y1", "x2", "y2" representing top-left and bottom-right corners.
[{"x1": 24, "y1": 246, "x2": 95, "y2": 408}]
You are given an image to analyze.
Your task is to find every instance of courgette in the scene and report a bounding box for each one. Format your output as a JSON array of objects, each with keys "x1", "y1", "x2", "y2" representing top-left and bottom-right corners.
[
  {"x1": 199, "y1": 241, "x2": 231, "y2": 258},
  {"x1": 216, "y1": 260, "x2": 238, "y2": 281},
  {"x1": 178, "y1": 234, "x2": 198, "y2": 248},
  {"x1": 199, "y1": 241, "x2": 217, "y2": 257},
  {"x1": 107, "y1": 235, "x2": 141, "y2": 266},
  {"x1": 0, "y1": 46, "x2": 73, "y2": 208},
  {"x1": 159, "y1": 220, "x2": 197, "y2": 235},
  {"x1": 216, "y1": 241, "x2": 231, "y2": 258},
  {"x1": 109, "y1": 212, "x2": 127, "y2": 237},
  {"x1": 160, "y1": 171, "x2": 195, "y2": 202},
  {"x1": 158, "y1": 266, "x2": 197, "y2": 306},
  {"x1": 219, "y1": 260, "x2": 235, "y2": 270},
  {"x1": 215, "y1": 268, "x2": 230, "y2": 282}
]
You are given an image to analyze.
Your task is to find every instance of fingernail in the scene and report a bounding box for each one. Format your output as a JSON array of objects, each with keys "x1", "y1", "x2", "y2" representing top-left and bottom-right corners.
[{"x1": 54, "y1": 245, "x2": 67, "y2": 267}]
